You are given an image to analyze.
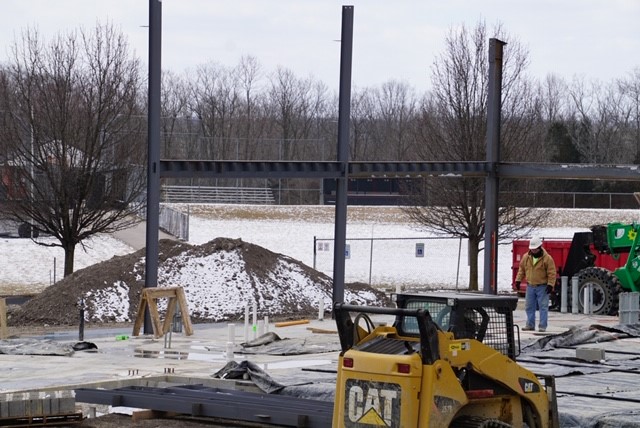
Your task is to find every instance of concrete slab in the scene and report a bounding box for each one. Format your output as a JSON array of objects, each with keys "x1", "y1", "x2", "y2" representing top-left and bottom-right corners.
[
  {"x1": 0, "y1": 304, "x2": 623, "y2": 393},
  {"x1": 112, "y1": 219, "x2": 176, "y2": 251},
  {"x1": 1, "y1": 301, "x2": 637, "y2": 426}
]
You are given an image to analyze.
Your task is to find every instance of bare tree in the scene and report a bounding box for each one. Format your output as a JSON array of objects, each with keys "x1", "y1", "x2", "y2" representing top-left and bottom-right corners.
[
  {"x1": 160, "y1": 70, "x2": 190, "y2": 158},
  {"x1": 265, "y1": 67, "x2": 330, "y2": 203},
  {"x1": 0, "y1": 67, "x2": 11, "y2": 160},
  {"x1": 235, "y1": 55, "x2": 264, "y2": 159},
  {"x1": 267, "y1": 67, "x2": 326, "y2": 159},
  {"x1": 0, "y1": 24, "x2": 145, "y2": 277},
  {"x1": 189, "y1": 61, "x2": 244, "y2": 162},
  {"x1": 566, "y1": 77, "x2": 630, "y2": 165},
  {"x1": 537, "y1": 74, "x2": 581, "y2": 173},
  {"x1": 618, "y1": 68, "x2": 640, "y2": 163},
  {"x1": 349, "y1": 88, "x2": 376, "y2": 160},
  {"x1": 368, "y1": 80, "x2": 419, "y2": 161},
  {"x1": 403, "y1": 22, "x2": 546, "y2": 291},
  {"x1": 538, "y1": 74, "x2": 569, "y2": 124}
]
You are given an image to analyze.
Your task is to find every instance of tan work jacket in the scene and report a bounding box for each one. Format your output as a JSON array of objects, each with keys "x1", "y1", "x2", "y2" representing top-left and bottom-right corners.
[{"x1": 516, "y1": 248, "x2": 557, "y2": 287}]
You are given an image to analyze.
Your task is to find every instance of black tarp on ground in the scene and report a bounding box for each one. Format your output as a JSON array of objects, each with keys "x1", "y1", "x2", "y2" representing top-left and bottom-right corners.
[
  {"x1": 235, "y1": 332, "x2": 342, "y2": 355},
  {"x1": 217, "y1": 325, "x2": 640, "y2": 427},
  {"x1": 520, "y1": 323, "x2": 640, "y2": 427},
  {"x1": 212, "y1": 360, "x2": 336, "y2": 401}
]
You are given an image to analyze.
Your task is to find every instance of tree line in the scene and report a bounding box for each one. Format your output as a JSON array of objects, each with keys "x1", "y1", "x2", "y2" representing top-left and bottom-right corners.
[{"x1": 0, "y1": 21, "x2": 638, "y2": 285}]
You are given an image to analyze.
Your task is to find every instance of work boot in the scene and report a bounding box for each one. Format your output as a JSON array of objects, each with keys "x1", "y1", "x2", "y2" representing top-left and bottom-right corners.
[{"x1": 522, "y1": 325, "x2": 534, "y2": 331}]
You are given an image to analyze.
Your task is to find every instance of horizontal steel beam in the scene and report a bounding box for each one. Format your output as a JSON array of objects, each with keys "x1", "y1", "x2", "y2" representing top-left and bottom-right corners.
[
  {"x1": 349, "y1": 161, "x2": 488, "y2": 177},
  {"x1": 160, "y1": 160, "x2": 344, "y2": 179},
  {"x1": 159, "y1": 160, "x2": 489, "y2": 179},
  {"x1": 159, "y1": 159, "x2": 640, "y2": 181},
  {"x1": 498, "y1": 163, "x2": 640, "y2": 181},
  {"x1": 75, "y1": 385, "x2": 333, "y2": 427}
]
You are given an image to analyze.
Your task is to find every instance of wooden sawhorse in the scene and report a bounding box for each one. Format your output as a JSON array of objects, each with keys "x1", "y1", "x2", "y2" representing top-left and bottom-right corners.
[{"x1": 132, "y1": 287, "x2": 193, "y2": 338}]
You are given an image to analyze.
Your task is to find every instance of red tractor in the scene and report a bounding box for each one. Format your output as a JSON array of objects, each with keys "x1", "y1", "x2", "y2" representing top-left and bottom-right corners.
[{"x1": 511, "y1": 224, "x2": 640, "y2": 315}]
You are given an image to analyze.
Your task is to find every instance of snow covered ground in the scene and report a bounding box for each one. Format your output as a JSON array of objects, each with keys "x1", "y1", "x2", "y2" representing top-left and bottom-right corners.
[
  {"x1": 1, "y1": 205, "x2": 637, "y2": 295},
  {"x1": 187, "y1": 214, "x2": 584, "y2": 292}
]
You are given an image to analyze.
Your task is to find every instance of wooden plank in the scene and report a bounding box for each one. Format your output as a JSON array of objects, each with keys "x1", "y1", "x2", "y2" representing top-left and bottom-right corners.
[
  {"x1": 306, "y1": 327, "x2": 337, "y2": 334},
  {"x1": 275, "y1": 319, "x2": 310, "y2": 328},
  {"x1": 145, "y1": 294, "x2": 164, "y2": 338},
  {"x1": 163, "y1": 297, "x2": 178, "y2": 335},
  {"x1": 176, "y1": 287, "x2": 194, "y2": 336},
  {"x1": 144, "y1": 288, "x2": 181, "y2": 299},
  {"x1": 0, "y1": 298, "x2": 7, "y2": 339},
  {"x1": 131, "y1": 409, "x2": 177, "y2": 422},
  {"x1": 132, "y1": 295, "x2": 148, "y2": 336}
]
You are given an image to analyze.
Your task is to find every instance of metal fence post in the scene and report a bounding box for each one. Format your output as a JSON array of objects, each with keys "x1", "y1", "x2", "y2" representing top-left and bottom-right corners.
[
  {"x1": 313, "y1": 236, "x2": 317, "y2": 269},
  {"x1": 368, "y1": 237, "x2": 374, "y2": 285}
]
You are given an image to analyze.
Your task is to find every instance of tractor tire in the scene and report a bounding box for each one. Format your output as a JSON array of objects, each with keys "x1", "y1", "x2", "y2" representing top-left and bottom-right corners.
[{"x1": 571, "y1": 267, "x2": 621, "y2": 315}]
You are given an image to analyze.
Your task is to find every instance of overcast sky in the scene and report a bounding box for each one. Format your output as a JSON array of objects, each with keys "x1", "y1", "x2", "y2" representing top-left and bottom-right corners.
[{"x1": 0, "y1": 1, "x2": 637, "y2": 92}]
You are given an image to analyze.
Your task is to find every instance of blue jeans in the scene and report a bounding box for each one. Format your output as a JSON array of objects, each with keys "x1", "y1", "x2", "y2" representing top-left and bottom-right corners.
[{"x1": 525, "y1": 284, "x2": 549, "y2": 329}]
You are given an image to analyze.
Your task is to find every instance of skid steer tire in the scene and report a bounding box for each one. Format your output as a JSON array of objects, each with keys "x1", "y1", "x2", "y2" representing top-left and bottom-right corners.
[
  {"x1": 572, "y1": 267, "x2": 621, "y2": 315},
  {"x1": 450, "y1": 415, "x2": 512, "y2": 427}
]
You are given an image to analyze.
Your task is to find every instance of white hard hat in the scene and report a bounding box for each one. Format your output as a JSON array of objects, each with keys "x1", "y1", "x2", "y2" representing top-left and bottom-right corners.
[{"x1": 529, "y1": 236, "x2": 543, "y2": 250}]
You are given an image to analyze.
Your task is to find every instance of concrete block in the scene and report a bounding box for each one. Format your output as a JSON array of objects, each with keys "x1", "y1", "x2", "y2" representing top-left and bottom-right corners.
[
  {"x1": 619, "y1": 292, "x2": 640, "y2": 325},
  {"x1": 576, "y1": 348, "x2": 606, "y2": 362},
  {"x1": 42, "y1": 396, "x2": 51, "y2": 415},
  {"x1": 9, "y1": 399, "x2": 25, "y2": 417},
  {"x1": 29, "y1": 398, "x2": 40, "y2": 415},
  {"x1": 51, "y1": 397, "x2": 59, "y2": 415},
  {"x1": 60, "y1": 397, "x2": 76, "y2": 414},
  {"x1": 0, "y1": 390, "x2": 75, "y2": 418}
]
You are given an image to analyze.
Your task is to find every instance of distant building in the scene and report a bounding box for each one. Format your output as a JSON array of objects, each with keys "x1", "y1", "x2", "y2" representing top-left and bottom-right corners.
[{"x1": 322, "y1": 177, "x2": 415, "y2": 205}]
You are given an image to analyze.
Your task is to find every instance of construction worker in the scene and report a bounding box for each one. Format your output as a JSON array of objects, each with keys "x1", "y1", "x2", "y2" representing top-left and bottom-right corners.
[{"x1": 515, "y1": 237, "x2": 557, "y2": 332}]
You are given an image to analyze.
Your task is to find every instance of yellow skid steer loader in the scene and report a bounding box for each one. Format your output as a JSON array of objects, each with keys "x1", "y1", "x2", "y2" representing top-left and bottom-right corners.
[{"x1": 333, "y1": 292, "x2": 559, "y2": 428}]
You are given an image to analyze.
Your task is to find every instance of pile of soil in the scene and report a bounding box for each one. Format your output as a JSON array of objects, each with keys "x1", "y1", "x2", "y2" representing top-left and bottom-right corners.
[{"x1": 10, "y1": 237, "x2": 390, "y2": 327}]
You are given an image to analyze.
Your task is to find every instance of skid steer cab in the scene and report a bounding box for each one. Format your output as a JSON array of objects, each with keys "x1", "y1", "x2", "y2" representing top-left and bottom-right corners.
[{"x1": 333, "y1": 292, "x2": 559, "y2": 428}]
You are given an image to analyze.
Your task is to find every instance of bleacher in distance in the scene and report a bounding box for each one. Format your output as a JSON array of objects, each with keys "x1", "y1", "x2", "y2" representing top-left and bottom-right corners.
[{"x1": 161, "y1": 185, "x2": 275, "y2": 205}]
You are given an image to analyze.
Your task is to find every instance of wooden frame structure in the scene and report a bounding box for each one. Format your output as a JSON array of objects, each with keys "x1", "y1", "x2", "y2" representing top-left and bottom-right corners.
[{"x1": 133, "y1": 287, "x2": 193, "y2": 338}]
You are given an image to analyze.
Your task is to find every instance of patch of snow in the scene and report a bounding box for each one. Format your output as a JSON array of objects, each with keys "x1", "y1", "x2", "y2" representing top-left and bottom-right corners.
[{"x1": 83, "y1": 281, "x2": 130, "y2": 322}]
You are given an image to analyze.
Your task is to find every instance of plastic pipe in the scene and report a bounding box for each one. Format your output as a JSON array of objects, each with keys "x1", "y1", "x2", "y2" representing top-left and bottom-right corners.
[
  {"x1": 244, "y1": 302, "x2": 249, "y2": 342},
  {"x1": 583, "y1": 285, "x2": 592, "y2": 315},
  {"x1": 561, "y1": 276, "x2": 568, "y2": 313},
  {"x1": 226, "y1": 342, "x2": 234, "y2": 362},
  {"x1": 572, "y1": 276, "x2": 580, "y2": 314},
  {"x1": 228, "y1": 323, "x2": 235, "y2": 344},
  {"x1": 252, "y1": 301, "x2": 258, "y2": 339}
]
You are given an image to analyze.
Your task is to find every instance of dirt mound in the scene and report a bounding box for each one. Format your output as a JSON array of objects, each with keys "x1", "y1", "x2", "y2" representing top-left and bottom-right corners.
[{"x1": 10, "y1": 238, "x2": 390, "y2": 327}]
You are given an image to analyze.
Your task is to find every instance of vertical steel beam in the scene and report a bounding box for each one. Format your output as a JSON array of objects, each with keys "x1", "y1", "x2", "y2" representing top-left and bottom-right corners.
[
  {"x1": 483, "y1": 38, "x2": 505, "y2": 294},
  {"x1": 332, "y1": 6, "x2": 354, "y2": 307},
  {"x1": 144, "y1": 0, "x2": 162, "y2": 334}
]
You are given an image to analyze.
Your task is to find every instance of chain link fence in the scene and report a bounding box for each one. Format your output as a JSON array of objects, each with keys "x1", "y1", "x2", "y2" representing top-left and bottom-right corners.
[{"x1": 313, "y1": 235, "x2": 466, "y2": 290}]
